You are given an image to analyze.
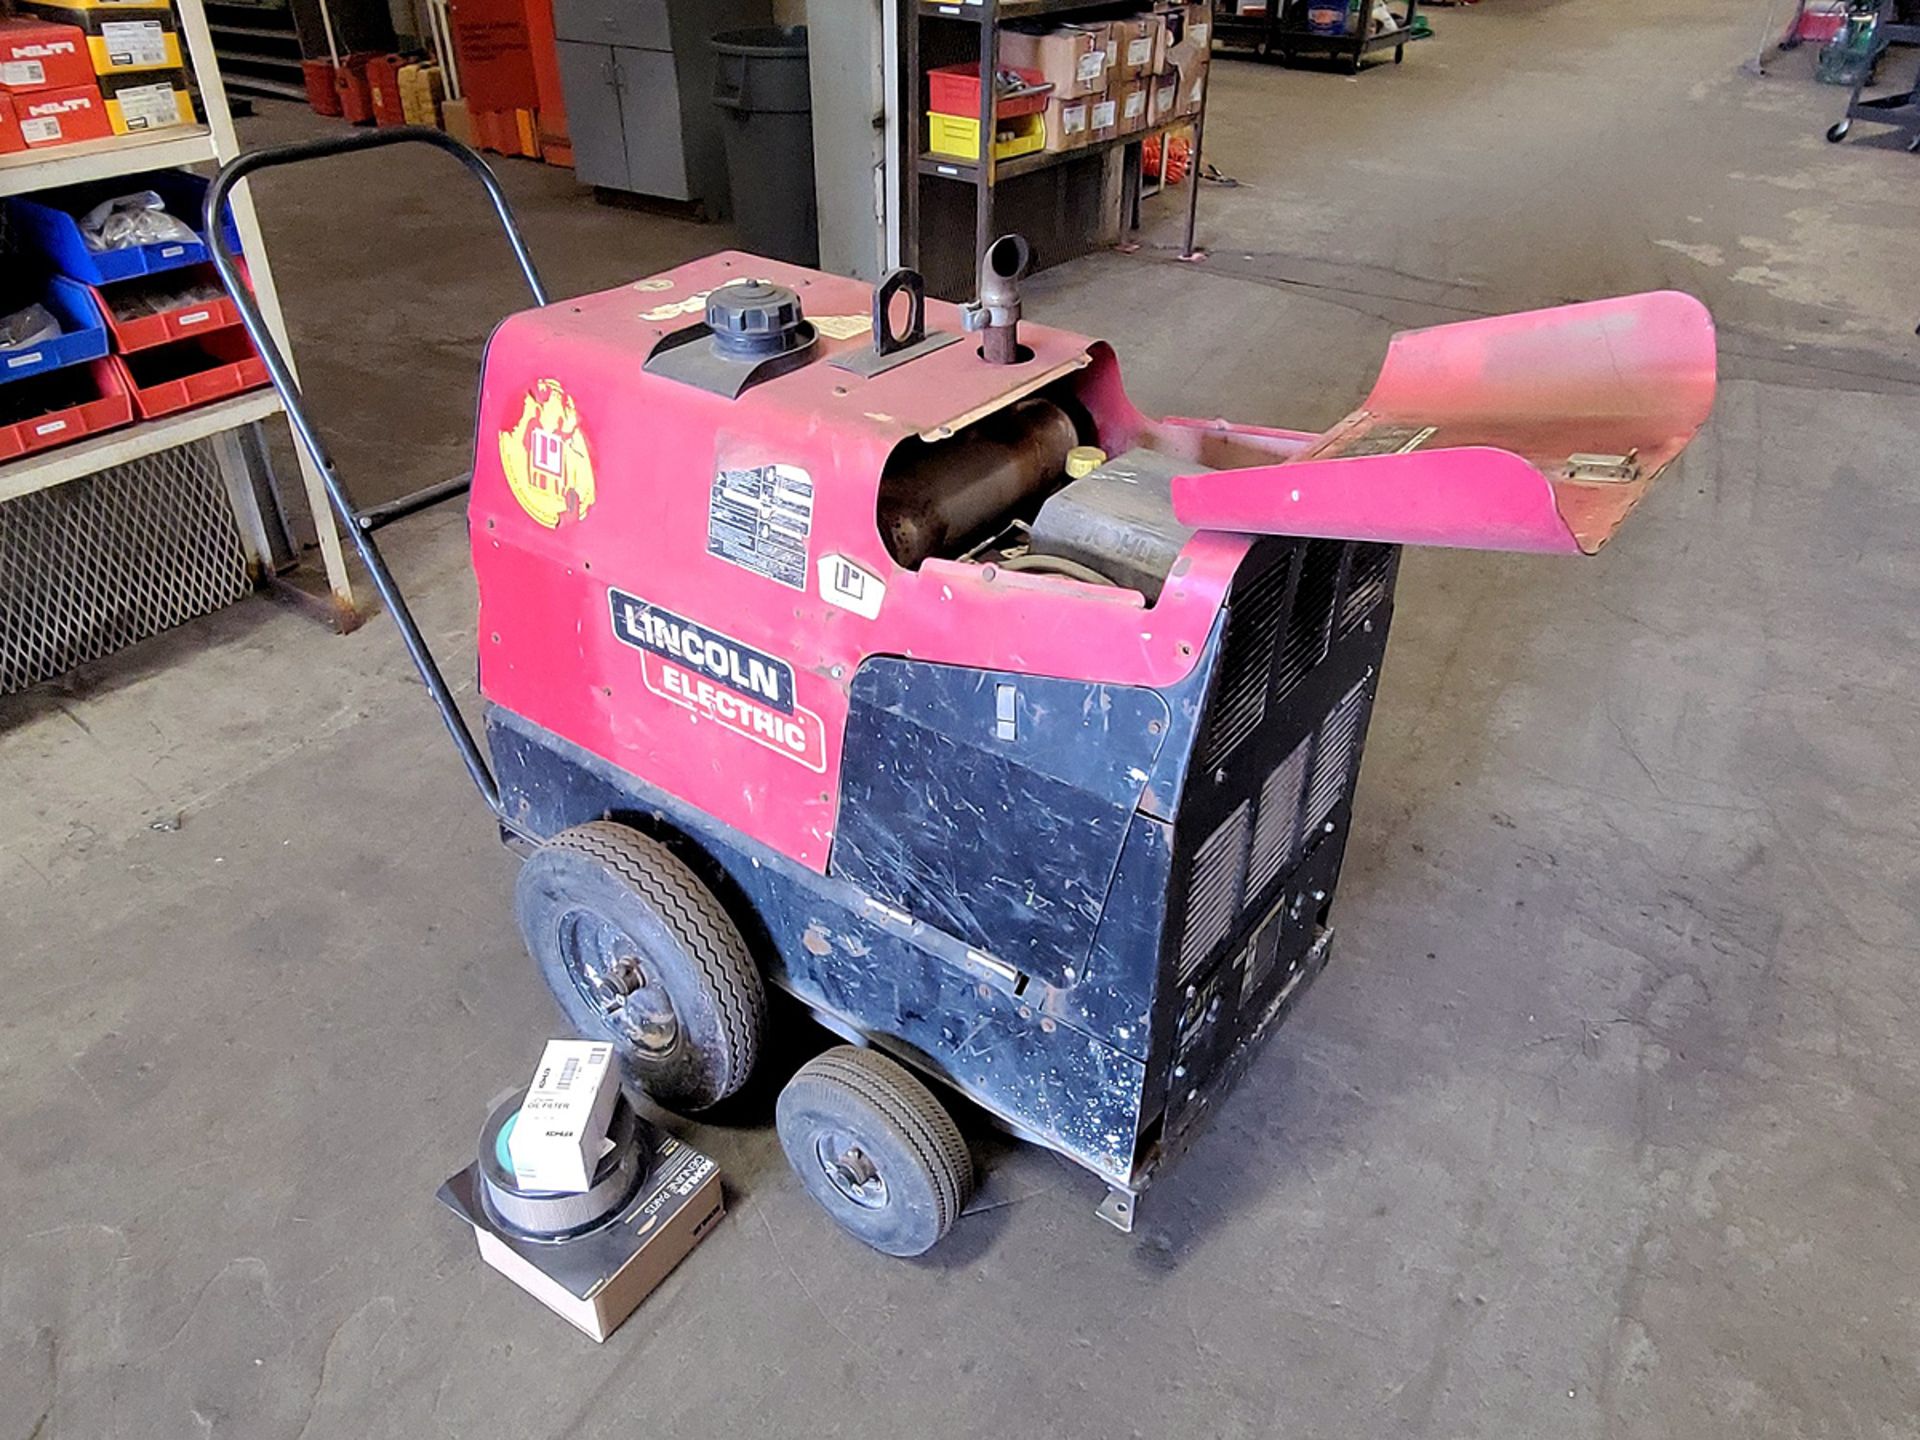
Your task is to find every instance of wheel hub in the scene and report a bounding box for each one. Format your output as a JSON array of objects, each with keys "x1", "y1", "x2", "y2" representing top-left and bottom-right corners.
[
  {"x1": 814, "y1": 1132, "x2": 889, "y2": 1210},
  {"x1": 560, "y1": 911, "x2": 679, "y2": 1058}
]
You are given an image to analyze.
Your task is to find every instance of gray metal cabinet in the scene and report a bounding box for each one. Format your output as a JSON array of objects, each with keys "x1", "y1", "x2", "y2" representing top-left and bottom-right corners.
[{"x1": 553, "y1": 0, "x2": 769, "y2": 213}]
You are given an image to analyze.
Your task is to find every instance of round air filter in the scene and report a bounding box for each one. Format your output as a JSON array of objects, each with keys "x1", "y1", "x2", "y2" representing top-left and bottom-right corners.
[{"x1": 477, "y1": 1088, "x2": 651, "y2": 1240}]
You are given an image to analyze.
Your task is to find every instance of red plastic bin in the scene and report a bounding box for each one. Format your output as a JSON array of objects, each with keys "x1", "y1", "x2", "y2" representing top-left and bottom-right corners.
[
  {"x1": 303, "y1": 58, "x2": 342, "y2": 117},
  {"x1": 0, "y1": 359, "x2": 133, "y2": 463},
  {"x1": 335, "y1": 53, "x2": 376, "y2": 125},
  {"x1": 111, "y1": 328, "x2": 267, "y2": 420},
  {"x1": 927, "y1": 63, "x2": 1051, "y2": 120},
  {"x1": 367, "y1": 53, "x2": 409, "y2": 126},
  {"x1": 89, "y1": 263, "x2": 245, "y2": 354}
]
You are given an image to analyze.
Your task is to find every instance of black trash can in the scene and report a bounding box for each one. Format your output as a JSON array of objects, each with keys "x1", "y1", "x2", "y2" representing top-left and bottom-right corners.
[{"x1": 710, "y1": 26, "x2": 819, "y2": 267}]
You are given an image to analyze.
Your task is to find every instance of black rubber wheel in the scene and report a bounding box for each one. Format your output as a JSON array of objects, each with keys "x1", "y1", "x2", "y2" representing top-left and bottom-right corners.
[
  {"x1": 1827, "y1": 120, "x2": 1851, "y2": 143},
  {"x1": 515, "y1": 821, "x2": 764, "y2": 1111},
  {"x1": 775, "y1": 1046, "x2": 974, "y2": 1257}
]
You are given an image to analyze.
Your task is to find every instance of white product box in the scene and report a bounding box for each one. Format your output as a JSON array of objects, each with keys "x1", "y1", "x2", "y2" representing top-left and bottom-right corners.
[{"x1": 506, "y1": 1039, "x2": 619, "y2": 1193}]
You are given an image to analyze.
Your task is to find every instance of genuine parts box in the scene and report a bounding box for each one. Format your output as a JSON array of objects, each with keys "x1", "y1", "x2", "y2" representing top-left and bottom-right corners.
[{"x1": 439, "y1": 1128, "x2": 724, "y2": 1343}]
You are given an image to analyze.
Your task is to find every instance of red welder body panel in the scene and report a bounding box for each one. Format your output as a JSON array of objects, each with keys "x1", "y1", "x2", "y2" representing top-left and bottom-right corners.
[
  {"x1": 470, "y1": 258, "x2": 1714, "y2": 873},
  {"x1": 470, "y1": 254, "x2": 1246, "y2": 872}
]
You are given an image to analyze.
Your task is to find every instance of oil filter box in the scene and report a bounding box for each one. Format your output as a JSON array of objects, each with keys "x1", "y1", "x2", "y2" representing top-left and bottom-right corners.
[{"x1": 506, "y1": 1037, "x2": 619, "y2": 1194}]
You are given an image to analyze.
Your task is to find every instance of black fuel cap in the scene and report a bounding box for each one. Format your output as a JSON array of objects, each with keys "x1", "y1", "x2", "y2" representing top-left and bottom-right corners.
[{"x1": 707, "y1": 280, "x2": 809, "y2": 359}]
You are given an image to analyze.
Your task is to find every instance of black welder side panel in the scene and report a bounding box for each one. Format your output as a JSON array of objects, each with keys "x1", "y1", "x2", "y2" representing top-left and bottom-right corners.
[{"x1": 831, "y1": 660, "x2": 1168, "y2": 989}]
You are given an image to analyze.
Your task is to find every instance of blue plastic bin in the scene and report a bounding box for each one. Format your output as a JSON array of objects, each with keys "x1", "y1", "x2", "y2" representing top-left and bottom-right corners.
[
  {"x1": 0, "y1": 277, "x2": 111, "y2": 387},
  {"x1": 5, "y1": 172, "x2": 243, "y2": 285}
]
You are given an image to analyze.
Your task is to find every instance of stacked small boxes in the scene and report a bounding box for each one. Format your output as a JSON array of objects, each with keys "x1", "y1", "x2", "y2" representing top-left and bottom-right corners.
[
  {"x1": 1153, "y1": 3, "x2": 1211, "y2": 129},
  {"x1": 998, "y1": 5, "x2": 1208, "y2": 158},
  {"x1": 2, "y1": 0, "x2": 193, "y2": 146},
  {"x1": 0, "y1": 14, "x2": 111, "y2": 150}
]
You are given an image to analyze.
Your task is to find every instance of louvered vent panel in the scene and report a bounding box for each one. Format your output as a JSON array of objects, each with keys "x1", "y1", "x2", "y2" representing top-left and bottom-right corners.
[
  {"x1": 1301, "y1": 680, "x2": 1370, "y2": 848},
  {"x1": 1274, "y1": 539, "x2": 1342, "y2": 698},
  {"x1": 1195, "y1": 551, "x2": 1293, "y2": 772},
  {"x1": 1178, "y1": 800, "x2": 1251, "y2": 983},
  {"x1": 1339, "y1": 542, "x2": 1394, "y2": 634},
  {"x1": 1247, "y1": 736, "x2": 1312, "y2": 902}
]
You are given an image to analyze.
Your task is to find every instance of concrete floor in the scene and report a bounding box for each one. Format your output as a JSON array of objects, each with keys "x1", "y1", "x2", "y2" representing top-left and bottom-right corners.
[{"x1": 5, "y1": 1, "x2": 1919, "y2": 1435}]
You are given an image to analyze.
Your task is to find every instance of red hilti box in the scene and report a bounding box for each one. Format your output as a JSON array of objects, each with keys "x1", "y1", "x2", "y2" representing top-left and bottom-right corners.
[
  {"x1": 0, "y1": 16, "x2": 93, "y2": 93},
  {"x1": 8, "y1": 82, "x2": 114, "y2": 146},
  {"x1": 0, "y1": 97, "x2": 21, "y2": 152}
]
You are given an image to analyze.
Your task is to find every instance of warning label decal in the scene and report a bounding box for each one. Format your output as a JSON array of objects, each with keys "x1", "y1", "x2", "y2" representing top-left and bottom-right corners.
[{"x1": 707, "y1": 463, "x2": 814, "y2": 589}]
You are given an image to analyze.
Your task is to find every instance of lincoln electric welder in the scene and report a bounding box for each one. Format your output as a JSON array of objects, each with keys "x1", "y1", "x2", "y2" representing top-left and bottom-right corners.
[{"x1": 210, "y1": 133, "x2": 1715, "y2": 1257}]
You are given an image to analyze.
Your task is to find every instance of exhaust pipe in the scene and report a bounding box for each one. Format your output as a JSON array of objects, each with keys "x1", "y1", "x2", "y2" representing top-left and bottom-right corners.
[{"x1": 970, "y1": 235, "x2": 1031, "y2": 365}]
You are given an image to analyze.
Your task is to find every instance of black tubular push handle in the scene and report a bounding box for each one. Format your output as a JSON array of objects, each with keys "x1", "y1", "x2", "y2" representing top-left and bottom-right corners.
[{"x1": 204, "y1": 128, "x2": 551, "y2": 820}]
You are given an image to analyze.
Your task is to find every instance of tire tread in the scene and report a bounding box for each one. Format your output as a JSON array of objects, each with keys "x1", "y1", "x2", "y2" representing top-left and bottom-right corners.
[
  {"x1": 788, "y1": 1045, "x2": 973, "y2": 1237},
  {"x1": 542, "y1": 821, "x2": 764, "y2": 1099}
]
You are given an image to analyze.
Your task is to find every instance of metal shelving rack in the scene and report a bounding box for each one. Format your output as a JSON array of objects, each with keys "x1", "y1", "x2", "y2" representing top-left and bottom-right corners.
[
  {"x1": 0, "y1": 0, "x2": 354, "y2": 690},
  {"x1": 903, "y1": 0, "x2": 1207, "y2": 298},
  {"x1": 1211, "y1": 0, "x2": 1422, "y2": 71}
]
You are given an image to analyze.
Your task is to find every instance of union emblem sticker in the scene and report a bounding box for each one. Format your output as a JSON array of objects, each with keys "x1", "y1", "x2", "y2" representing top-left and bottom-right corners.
[{"x1": 499, "y1": 379, "x2": 596, "y2": 529}]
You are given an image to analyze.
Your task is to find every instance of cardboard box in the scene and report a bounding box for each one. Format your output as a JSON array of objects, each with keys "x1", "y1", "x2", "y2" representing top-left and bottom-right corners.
[
  {"x1": 1177, "y1": 60, "x2": 1206, "y2": 118},
  {"x1": 1088, "y1": 90, "x2": 1119, "y2": 145},
  {"x1": 1166, "y1": 5, "x2": 1212, "y2": 75},
  {"x1": 20, "y1": 3, "x2": 182, "y2": 75},
  {"x1": 1189, "y1": 0, "x2": 1216, "y2": 45},
  {"x1": 0, "y1": 16, "x2": 93, "y2": 91},
  {"x1": 8, "y1": 81, "x2": 112, "y2": 145},
  {"x1": 100, "y1": 66, "x2": 190, "y2": 131},
  {"x1": 1110, "y1": 14, "x2": 1165, "y2": 82},
  {"x1": 999, "y1": 23, "x2": 1111, "y2": 101},
  {"x1": 440, "y1": 1128, "x2": 725, "y2": 1344},
  {"x1": 1040, "y1": 92, "x2": 1091, "y2": 152},
  {"x1": 1116, "y1": 78, "x2": 1149, "y2": 135},
  {"x1": 1148, "y1": 66, "x2": 1181, "y2": 126},
  {"x1": 507, "y1": 1039, "x2": 620, "y2": 1193},
  {"x1": 441, "y1": 95, "x2": 472, "y2": 145}
]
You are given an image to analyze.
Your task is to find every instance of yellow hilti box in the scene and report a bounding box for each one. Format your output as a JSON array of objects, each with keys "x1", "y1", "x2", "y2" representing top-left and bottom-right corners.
[
  {"x1": 100, "y1": 66, "x2": 190, "y2": 131},
  {"x1": 21, "y1": 3, "x2": 183, "y2": 75}
]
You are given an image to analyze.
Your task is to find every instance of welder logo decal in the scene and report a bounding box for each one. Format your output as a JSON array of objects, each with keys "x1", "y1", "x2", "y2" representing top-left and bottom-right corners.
[
  {"x1": 608, "y1": 590, "x2": 827, "y2": 772},
  {"x1": 499, "y1": 379, "x2": 596, "y2": 528}
]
